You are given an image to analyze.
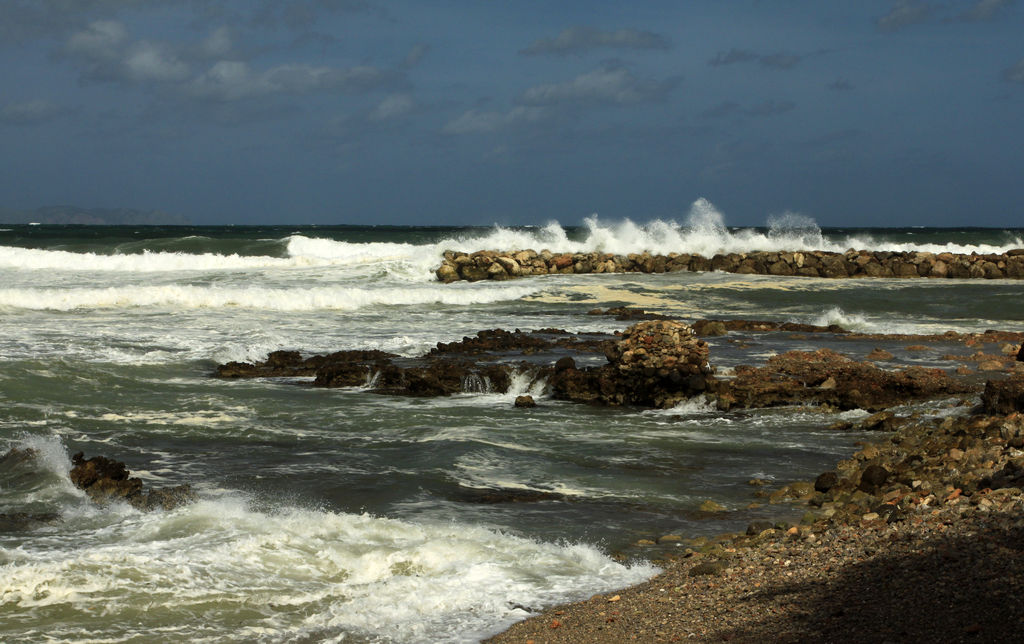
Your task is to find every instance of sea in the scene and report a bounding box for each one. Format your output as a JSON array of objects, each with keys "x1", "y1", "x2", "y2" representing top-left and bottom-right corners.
[{"x1": 2, "y1": 200, "x2": 1024, "y2": 643}]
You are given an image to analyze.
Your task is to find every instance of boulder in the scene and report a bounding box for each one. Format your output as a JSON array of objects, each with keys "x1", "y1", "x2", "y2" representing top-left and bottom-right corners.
[
  {"x1": 858, "y1": 464, "x2": 891, "y2": 492},
  {"x1": 70, "y1": 452, "x2": 196, "y2": 511},
  {"x1": 814, "y1": 471, "x2": 839, "y2": 493},
  {"x1": 982, "y1": 376, "x2": 1024, "y2": 414},
  {"x1": 514, "y1": 395, "x2": 537, "y2": 408}
]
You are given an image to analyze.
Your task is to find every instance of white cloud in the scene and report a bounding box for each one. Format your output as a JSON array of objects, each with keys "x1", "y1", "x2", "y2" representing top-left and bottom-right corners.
[
  {"x1": 369, "y1": 94, "x2": 414, "y2": 121},
  {"x1": 961, "y1": 0, "x2": 1015, "y2": 21},
  {"x1": 1004, "y1": 58, "x2": 1024, "y2": 84},
  {"x1": 876, "y1": 0, "x2": 934, "y2": 32},
  {"x1": 519, "y1": 66, "x2": 675, "y2": 106},
  {"x1": 0, "y1": 98, "x2": 64, "y2": 124},
  {"x1": 124, "y1": 41, "x2": 190, "y2": 82},
  {"x1": 442, "y1": 106, "x2": 546, "y2": 134},
  {"x1": 520, "y1": 26, "x2": 669, "y2": 56},
  {"x1": 200, "y1": 27, "x2": 233, "y2": 58},
  {"x1": 65, "y1": 19, "x2": 127, "y2": 61},
  {"x1": 403, "y1": 43, "x2": 429, "y2": 68},
  {"x1": 188, "y1": 60, "x2": 392, "y2": 101}
]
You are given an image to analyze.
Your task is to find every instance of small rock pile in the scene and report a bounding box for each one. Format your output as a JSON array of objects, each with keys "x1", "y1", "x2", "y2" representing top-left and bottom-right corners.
[
  {"x1": 549, "y1": 320, "x2": 714, "y2": 408},
  {"x1": 610, "y1": 317, "x2": 708, "y2": 376}
]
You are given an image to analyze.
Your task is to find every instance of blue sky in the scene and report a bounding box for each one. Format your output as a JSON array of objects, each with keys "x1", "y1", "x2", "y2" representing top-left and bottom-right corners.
[{"x1": 1, "y1": 0, "x2": 1022, "y2": 226}]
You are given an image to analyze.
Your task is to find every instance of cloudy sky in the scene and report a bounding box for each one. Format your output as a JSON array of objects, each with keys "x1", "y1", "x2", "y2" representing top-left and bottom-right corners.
[{"x1": 1, "y1": 0, "x2": 1022, "y2": 226}]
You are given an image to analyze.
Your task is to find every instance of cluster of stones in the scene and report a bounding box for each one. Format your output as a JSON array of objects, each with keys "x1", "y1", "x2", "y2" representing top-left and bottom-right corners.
[
  {"x1": 435, "y1": 248, "x2": 1024, "y2": 282},
  {"x1": 549, "y1": 320, "x2": 715, "y2": 408},
  {"x1": 630, "y1": 399, "x2": 1024, "y2": 560},
  {"x1": 756, "y1": 408, "x2": 1024, "y2": 536},
  {"x1": 609, "y1": 320, "x2": 709, "y2": 379}
]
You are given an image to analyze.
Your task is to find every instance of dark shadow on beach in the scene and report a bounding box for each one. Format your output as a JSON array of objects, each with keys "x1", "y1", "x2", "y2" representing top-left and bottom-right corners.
[{"x1": 714, "y1": 516, "x2": 1024, "y2": 643}]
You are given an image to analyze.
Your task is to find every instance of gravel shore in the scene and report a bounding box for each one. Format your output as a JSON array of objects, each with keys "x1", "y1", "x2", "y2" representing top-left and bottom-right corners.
[{"x1": 486, "y1": 406, "x2": 1024, "y2": 643}]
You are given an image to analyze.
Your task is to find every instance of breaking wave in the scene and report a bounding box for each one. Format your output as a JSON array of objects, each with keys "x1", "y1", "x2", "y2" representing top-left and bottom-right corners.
[
  {"x1": 0, "y1": 437, "x2": 656, "y2": 643},
  {"x1": 0, "y1": 283, "x2": 541, "y2": 312},
  {"x1": 3, "y1": 198, "x2": 1021, "y2": 282}
]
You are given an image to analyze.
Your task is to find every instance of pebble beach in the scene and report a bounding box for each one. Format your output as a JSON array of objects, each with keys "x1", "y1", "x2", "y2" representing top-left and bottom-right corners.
[{"x1": 487, "y1": 401, "x2": 1024, "y2": 643}]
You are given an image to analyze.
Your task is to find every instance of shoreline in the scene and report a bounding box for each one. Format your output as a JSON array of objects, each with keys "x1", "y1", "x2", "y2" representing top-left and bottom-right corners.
[
  {"x1": 435, "y1": 248, "x2": 1024, "y2": 282},
  {"x1": 210, "y1": 315, "x2": 1024, "y2": 642},
  {"x1": 483, "y1": 381, "x2": 1024, "y2": 642}
]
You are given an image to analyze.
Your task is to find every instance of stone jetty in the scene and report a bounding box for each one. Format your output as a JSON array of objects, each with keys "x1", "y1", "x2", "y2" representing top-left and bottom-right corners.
[{"x1": 435, "y1": 248, "x2": 1024, "y2": 282}]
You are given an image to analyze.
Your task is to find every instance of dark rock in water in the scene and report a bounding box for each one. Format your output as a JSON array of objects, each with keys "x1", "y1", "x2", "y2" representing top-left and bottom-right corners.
[
  {"x1": 1017, "y1": 344, "x2": 1024, "y2": 362},
  {"x1": 69, "y1": 452, "x2": 133, "y2": 489},
  {"x1": 429, "y1": 328, "x2": 555, "y2": 356},
  {"x1": 554, "y1": 356, "x2": 576, "y2": 372},
  {"x1": 70, "y1": 452, "x2": 196, "y2": 511},
  {"x1": 1, "y1": 446, "x2": 40, "y2": 466},
  {"x1": 859, "y1": 464, "x2": 891, "y2": 493},
  {"x1": 815, "y1": 471, "x2": 839, "y2": 493},
  {"x1": 217, "y1": 349, "x2": 397, "y2": 379},
  {"x1": 858, "y1": 411, "x2": 897, "y2": 431},
  {"x1": 721, "y1": 349, "x2": 974, "y2": 412},
  {"x1": 981, "y1": 376, "x2": 1024, "y2": 414},
  {"x1": 746, "y1": 520, "x2": 775, "y2": 535},
  {"x1": 0, "y1": 512, "x2": 61, "y2": 531},
  {"x1": 692, "y1": 320, "x2": 727, "y2": 337},
  {"x1": 550, "y1": 320, "x2": 712, "y2": 409},
  {"x1": 514, "y1": 395, "x2": 537, "y2": 408},
  {"x1": 453, "y1": 486, "x2": 564, "y2": 503}
]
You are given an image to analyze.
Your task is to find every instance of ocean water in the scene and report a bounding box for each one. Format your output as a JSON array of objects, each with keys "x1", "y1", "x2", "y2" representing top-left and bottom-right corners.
[{"x1": 3, "y1": 200, "x2": 1024, "y2": 642}]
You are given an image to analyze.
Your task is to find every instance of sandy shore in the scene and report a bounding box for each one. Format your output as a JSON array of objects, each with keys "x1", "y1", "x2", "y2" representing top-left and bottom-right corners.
[{"x1": 486, "y1": 403, "x2": 1024, "y2": 643}]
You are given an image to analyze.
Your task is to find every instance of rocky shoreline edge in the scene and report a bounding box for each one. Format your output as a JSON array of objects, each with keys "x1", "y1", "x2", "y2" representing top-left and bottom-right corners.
[
  {"x1": 435, "y1": 248, "x2": 1024, "y2": 282},
  {"x1": 484, "y1": 404, "x2": 1024, "y2": 642},
  {"x1": 7, "y1": 312, "x2": 1024, "y2": 641}
]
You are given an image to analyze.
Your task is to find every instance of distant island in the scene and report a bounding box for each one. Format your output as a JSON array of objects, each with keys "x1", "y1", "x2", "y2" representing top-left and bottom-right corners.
[{"x1": 0, "y1": 206, "x2": 190, "y2": 225}]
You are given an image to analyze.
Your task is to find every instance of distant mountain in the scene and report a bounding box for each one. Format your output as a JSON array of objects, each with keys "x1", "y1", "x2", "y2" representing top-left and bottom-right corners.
[{"x1": 0, "y1": 206, "x2": 191, "y2": 225}]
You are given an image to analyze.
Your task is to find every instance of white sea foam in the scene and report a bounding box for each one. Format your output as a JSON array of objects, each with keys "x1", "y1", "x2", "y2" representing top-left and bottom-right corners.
[
  {"x1": 0, "y1": 283, "x2": 541, "y2": 311},
  {"x1": 0, "y1": 489, "x2": 654, "y2": 643},
  {"x1": 427, "y1": 199, "x2": 1022, "y2": 256},
  {"x1": 3, "y1": 200, "x2": 1021, "y2": 284},
  {"x1": 809, "y1": 306, "x2": 929, "y2": 334}
]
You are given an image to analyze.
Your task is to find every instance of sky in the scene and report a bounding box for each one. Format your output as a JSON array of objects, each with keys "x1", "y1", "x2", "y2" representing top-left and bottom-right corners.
[{"x1": 1, "y1": 0, "x2": 1022, "y2": 227}]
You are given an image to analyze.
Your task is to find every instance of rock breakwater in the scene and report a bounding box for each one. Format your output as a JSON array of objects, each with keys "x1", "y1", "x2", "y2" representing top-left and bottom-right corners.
[{"x1": 436, "y1": 248, "x2": 1024, "y2": 281}]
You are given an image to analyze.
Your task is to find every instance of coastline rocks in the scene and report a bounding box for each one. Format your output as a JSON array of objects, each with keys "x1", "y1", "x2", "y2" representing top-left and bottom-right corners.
[
  {"x1": 549, "y1": 320, "x2": 714, "y2": 408},
  {"x1": 981, "y1": 375, "x2": 1024, "y2": 414},
  {"x1": 718, "y1": 349, "x2": 974, "y2": 411},
  {"x1": 70, "y1": 452, "x2": 196, "y2": 511},
  {"x1": 435, "y1": 248, "x2": 1024, "y2": 282}
]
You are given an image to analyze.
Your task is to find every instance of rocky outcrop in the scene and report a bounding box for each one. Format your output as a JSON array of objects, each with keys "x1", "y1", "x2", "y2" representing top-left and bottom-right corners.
[
  {"x1": 981, "y1": 375, "x2": 1024, "y2": 414},
  {"x1": 549, "y1": 320, "x2": 714, "y2": 408},
  {"x1": 216, "y1": 349, "x2": 397, "y2": 379},
  {"x1": 213, "y1": 329, "x2": 612, "y2": 398},
  {"x1": 70, "y1": 452, "x2": 196, "y2": 511},
  {"x1": 436, "y1": 248, "x2": 1024, "y2": 282},
  {"x1": 718, "y1": 348, "x2": 975, "y2": 411}
]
